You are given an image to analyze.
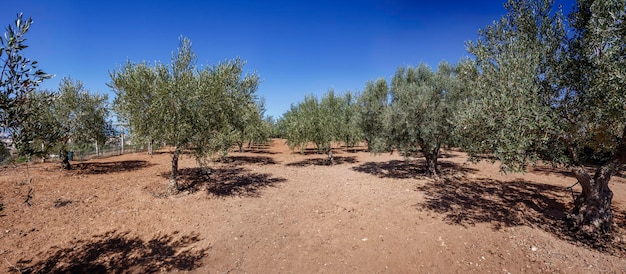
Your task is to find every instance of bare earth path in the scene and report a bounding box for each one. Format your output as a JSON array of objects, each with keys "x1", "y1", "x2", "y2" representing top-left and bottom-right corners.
[{"x1": 1, "y1": 139, "x2": 625, "y2": 273}]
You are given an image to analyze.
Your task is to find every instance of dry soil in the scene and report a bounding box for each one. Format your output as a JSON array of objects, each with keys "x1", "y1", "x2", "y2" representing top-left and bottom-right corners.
[{"x1": 1, "y1": 139, "x2": 625, "y2": 273}]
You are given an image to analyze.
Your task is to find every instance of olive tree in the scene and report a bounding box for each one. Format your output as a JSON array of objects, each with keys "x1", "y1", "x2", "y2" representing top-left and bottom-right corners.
[
  {"x1": 458, "y1": 0, "x2": 626, "y2": 237},
  {"x1": 230, "y1": 97, "x2": 266, "y2": 152},
  {"x1": 357, "y1": 78, "x2": 389, "y2": 151},
  {"x1": 110, "y1": 61, "x2": 160, "y2": 155},
  {"x1": 110, "y1": 37, "x2": 260, "y2": 193},
  {"x1": 281, "y1": 90, "x2": 354, "y2": 163},
  {"x1": 386, "y1": 61, "x2": 461, "y2": 176},
  {"x1": 341, "y1": 91, "x2": 363, "y2": 151},
  {"x1": 53, "y1": 78, "x2": 111, "y2": 169},
  {"x1": 0, "y1": 13, "x2": 51, "y2": 155},
  {"x1": 281, "y1": 95, "x2": 320, "y2": 152}
]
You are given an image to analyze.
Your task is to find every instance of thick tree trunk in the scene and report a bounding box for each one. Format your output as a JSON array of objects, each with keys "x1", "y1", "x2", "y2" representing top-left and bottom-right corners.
[
  {"x1": 424, "y1": 153, "x2": 439, "y2": 176},
  {"x1": 423, "y1": 146, "x2": 440, "y2": 176},
  {"x1": 167, "y1": 148, "x2": 180, "y2": 194},
  {"x1": 568, "y1": 166, "x2": 614, "y2": 236},
  {"x1": 566, "y1": 127, "x2": 625, "y2": 237},
  {"x1": 238, "y1": 142, "x2": 244, "y2": 153},
  {"x1": 61, "y1": 149, "x2": 71, "y2": 170},
  {"x1": 327, "y1": 148, "x2": 334, "y2": 165},
  {"x1": 148, "y1": 139, "x2": 154, "y2": 155}
]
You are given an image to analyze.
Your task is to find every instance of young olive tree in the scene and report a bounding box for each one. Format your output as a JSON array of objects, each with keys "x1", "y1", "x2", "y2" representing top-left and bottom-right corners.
[
  {"x1": 110, "y1": 61, "x2": 160, "y2": 155},
  {"x1": 230, "y1": 96, "x2": 266, "y2": 152},
  {"x1": 281, "y1": 90, "x2": 353, "y2": 163},
  {"x1": 53, "y1": 78, "x2": 111, "y2": 169},
  {"x1": 110, "y1": 37, "x2": 259, "y2": 193},
  {"x1": 341, "y1": 91, "x2": 363, "y2": 151},
  {"x1": 458, "y1": 0, "x2": 626, "y2": 237},
  {"x1": 0, "y1": 13, "x2": 51, "y2": 156},
  {"x1": 357, "y1": 78, "x2": 389, "y2": 152},
  {"x1": 386, "y1": 62, "x2": 461, "y2": 176},
  {"x1": 281, "y1": 95, "x2": 320, "y2": 152}
]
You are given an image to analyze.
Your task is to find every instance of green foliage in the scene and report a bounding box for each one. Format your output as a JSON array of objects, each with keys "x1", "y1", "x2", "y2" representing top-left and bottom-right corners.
[
  {"x1": 357, "y1": 78, "x2": 389, "y2": 151},
  {"x1": 13, "y1": 89, "x2": 62, "y2": 158},
  {"x1": 281, "y1": 95, "x2": 320, "y2": 151},
  {"x1": 385, "y1": 61, "x2": 462, "y2": 175},
  {"x1": 0, "y1": 13, "x2": 51, "y2": 153},
  {"x1": 458, "y1": 0, "x2": 626, "y2": 171},
  {"x1": 110, "y1": 36, "x2": 260, "y2": 190},
  {"x1": 281, "y1": 90, "x2": 358, "y2": 153},
  {"x1": 341, "y1": 91, "x2": 363, "y2": 149},
  {"x1": 457, "y1": 0, "x2": 626, "y2": 237},
  {"x1": 15, "y1": 78, "x2": 112, "y2": 164},
  {"x1": 56, "y1": 78, "x2": 112, "y2": 148},
  {"x1": 562, "y1": 0, "x2": 626, "y2": 163},
  {"x1": 230, "y1": 97, "x2": 269, "y2": 152},
  {"x1": 458, "y1": 0, "x2": 567, "y2": 172}
]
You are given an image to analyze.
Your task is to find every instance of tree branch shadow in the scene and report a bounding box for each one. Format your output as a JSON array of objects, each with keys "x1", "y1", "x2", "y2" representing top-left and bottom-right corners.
[
  {"x1": 217, "y1": 155, "x2": 277, "y2": 165},
  {"x1": 72, "y1": 160, "x2": 154, "y2": 175},
  {"x1": 286, "y1": 156, "x2": 358, "y2": 167},
  {"x1": 162, "y1": 166, "x2": 286, "y2": 197},
  {"x1": 416, "y1": 177, "x2": 626, "y2": 255},
  {"x1": 352, "y1": 159, "x2": 477, "y2": 179},
  {"x1": 14, "y1": 230, "x2": 209, "y2": 273}
]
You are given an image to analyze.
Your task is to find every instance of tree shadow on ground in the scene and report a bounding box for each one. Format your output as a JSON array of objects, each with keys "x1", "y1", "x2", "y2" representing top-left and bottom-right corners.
[
  {"x1": 246, "y1": 150, "x2": 278, "y2": 155},
  {"x1": 290, "y1": 148, "x2": 325, "y2": 155},
  {"x1": 162, "y1": 167, "x2": 286, "y2": 197},
  {"x1": 352, "y1": 159, "x2": 477, "y2": 179},
  {"x1": 530, "y1": 166, "x2": 576, "y2": 178},
  {"x1": 532, "y1": 165, "x2": 626, "y2": 184},
  {"x1": 217, "y1": 156, "x2": 277, "y2": 165},
  {"x1": 13, "y1": 230, "x2": 208, "y2": 273},
  {"x1": 286, "y1": 156, "x2": 358, "y2": 167},
  {"x1": 400, "y1": 151, "x2": 460, "y2": 159},
  {"x1": 340, "y1": 146, "x2": 368, "y2": 153},
  {"x1": 416, "y1": 177, "x2": 626, "y2": 255},
  {"x1": 72, "y1": 160, "x2": 154, "y2": 175}
]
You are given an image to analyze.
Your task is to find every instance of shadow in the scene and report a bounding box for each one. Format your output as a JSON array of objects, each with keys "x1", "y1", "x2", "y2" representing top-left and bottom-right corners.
[
  {"x1": 15, "y1": 230, "x2": 208, "y2": 273},
  {"x1": 531, "y1": 165, "x2": 576, "y2": 178},
  {"x1": 400, "y1": 151, "x2": 460, "y2": 159},
  {"x1": 161, "y1": 167, "x2": 286, "y2": 197},
  {"x1": 532, "y1": 165, "x2": 626, "y2": 185},
  {"x1": 53, "y1": 198, "x2": 72, "y2": 208},
  {"x1": 352, "y1": 159, "x2": 477, "y2": 179},
  {"x1": 416, "y1": 177, "x2": 626, "y2": 255},
  {"x1": 341, "y1": 146, "x2": 368, "y2": 153},
  {"x1": 290, "y1": 148, "x2": 324, "y2": 155},
  {"x1": 73, "y1": 160, "x2": 153, "y2": 175},
  {"x1": 247, "y1": 150, "x2": 278, "y2": 155},
  {"x1": 218, "y1": 156, "x2": 277, "y2": 165},
  {"x1": 286, "y1": 156, "x2": 358, "y2": 167}
]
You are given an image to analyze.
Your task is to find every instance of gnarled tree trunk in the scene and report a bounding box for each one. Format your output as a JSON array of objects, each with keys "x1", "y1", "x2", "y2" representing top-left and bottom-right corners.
[
  {"x1": 60, "y1": 148, "x2": 71, "y2": 170},
  {"x1": 567, "y1": 130, "x2": 626, "y2": 237},
  {"x1": 327, "y1": 148, "x2": 334, "y2": 165},
  {"x1": 422, "y1": 146, "x2": 440, "y2": 176},
  {"x1": 167, "y1": 148, "x2": 180, "y2": 194},
  {"x1": 568, "y1": 166, "x2": 614, "y2": 236}
]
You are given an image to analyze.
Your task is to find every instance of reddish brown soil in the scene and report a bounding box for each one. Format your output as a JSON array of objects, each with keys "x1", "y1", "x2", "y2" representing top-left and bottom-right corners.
[{"x1": 1, "y1": 139, "x2": 625, "y2": 273}]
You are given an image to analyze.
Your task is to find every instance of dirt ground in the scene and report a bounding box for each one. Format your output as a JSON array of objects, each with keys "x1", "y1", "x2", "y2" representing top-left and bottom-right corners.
[{"x1": 1, "y1": 139, "x2": 625, "y2": 273}]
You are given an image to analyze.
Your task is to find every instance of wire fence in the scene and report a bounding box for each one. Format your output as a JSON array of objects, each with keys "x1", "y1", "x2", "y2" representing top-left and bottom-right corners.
[{"x1": 66, "y1": 143, "x2": 151, "y2": 161}]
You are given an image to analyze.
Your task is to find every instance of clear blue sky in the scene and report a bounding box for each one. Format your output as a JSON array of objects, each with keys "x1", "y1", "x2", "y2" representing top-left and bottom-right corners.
[{"x1": 2, "y1": 0, "x2": 575, "y2": 119}]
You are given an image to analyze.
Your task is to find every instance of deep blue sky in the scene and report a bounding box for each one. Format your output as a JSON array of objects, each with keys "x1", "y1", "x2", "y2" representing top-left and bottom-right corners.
[{"x1": 2, "y1": 0, "x2": 575, "y2": 119}]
